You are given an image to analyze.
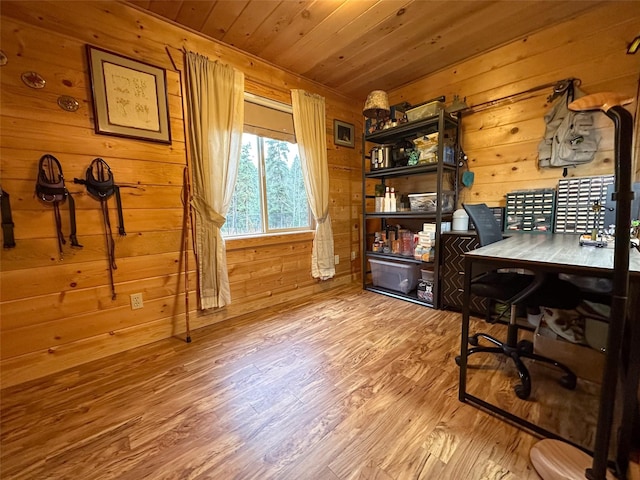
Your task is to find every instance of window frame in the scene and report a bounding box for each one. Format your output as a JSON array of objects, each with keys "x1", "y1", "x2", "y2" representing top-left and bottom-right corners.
[
  {"x1": 256, "y1": 134, "x2": 311, "y2": 235},
  {"x1": 222, "y1": 94, "x2": 313, "y2": 239}
]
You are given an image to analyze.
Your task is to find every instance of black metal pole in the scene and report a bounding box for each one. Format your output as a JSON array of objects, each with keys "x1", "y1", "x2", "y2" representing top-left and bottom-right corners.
[{"x1": 586, "y1": 105, "x2": 634, "y2": 480}]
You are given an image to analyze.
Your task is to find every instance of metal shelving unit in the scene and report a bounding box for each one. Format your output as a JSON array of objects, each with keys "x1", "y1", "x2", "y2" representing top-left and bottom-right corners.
[{"x1": 361, "y1": 109, "x2": 460, "y2": 308}]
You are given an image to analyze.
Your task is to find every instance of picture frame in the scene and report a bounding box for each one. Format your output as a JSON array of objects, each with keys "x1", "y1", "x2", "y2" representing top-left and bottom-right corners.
[
  {"x1": 86, "y1": 45, "x2": 171, "y2": 144},
  {"x1": 334, "y1": 119, "x2": 355, "y2": 148}
]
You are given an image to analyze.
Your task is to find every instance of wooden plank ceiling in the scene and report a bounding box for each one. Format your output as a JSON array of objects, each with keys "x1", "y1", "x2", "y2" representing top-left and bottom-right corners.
[{"x1": 126, "y1": 0, "x2": 604, "y2": 100}]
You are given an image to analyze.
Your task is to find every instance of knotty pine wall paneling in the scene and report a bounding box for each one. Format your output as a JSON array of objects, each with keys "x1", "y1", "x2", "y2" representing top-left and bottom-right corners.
[
  {"x1": 0, "y1": 0, "x2": 363, "y2": 387},
  {"x1": 390, "y1": 2, "x2": 640, "y2": 207}
]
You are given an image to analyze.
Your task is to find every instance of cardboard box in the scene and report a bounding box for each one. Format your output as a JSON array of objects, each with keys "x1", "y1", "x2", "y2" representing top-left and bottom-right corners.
[
  {"x1": 534, "y1": 320, "x2": 605, "y2": 384},
  {"x1": 417, "y1": 279, "x2": 434, "y2": 303}
]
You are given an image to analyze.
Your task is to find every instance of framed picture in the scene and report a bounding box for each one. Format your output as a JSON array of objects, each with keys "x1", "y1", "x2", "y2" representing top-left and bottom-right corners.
[
  {"x1": 334, "y1": 119, "x2": 355, "y2": 148},
  {"x1": 86, "y1": 45, "x2": 171, "y2": 144}
]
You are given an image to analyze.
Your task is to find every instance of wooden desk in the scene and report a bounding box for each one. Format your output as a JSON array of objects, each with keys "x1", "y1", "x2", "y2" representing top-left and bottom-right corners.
[
  {"x1": 462, "y1": 233, "x2": 640, "y2": 276},
  {"x1": 458, "y1": 233, "x2": 640, "y2": 474}
]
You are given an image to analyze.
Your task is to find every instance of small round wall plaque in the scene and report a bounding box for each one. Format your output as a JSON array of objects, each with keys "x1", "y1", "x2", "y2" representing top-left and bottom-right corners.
[
  {"x1": 57, "y1": 95, "x2": 79, "y2": 112},
  {"x1": 21, "y1": 71, "x2": 46, "y2": 89}
]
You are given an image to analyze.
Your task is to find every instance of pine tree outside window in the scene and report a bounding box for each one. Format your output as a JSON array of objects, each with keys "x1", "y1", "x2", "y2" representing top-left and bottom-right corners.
[{"x1": 222, "y1": 95, "x2": 311, "y2": 237}]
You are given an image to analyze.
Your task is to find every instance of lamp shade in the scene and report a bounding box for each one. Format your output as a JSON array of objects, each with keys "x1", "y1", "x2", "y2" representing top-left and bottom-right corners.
[{"x1": 363, "y1": 90, "x2": 390, "y2": 118}]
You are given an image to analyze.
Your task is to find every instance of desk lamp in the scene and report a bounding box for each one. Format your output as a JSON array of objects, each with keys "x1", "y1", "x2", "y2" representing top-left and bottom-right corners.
[
  {"x1": 363, "y1": 90, "x2": 390, "y2": 131},
  {"x1": 530, "y1": 92, "x2": 635, "y2": 480}
]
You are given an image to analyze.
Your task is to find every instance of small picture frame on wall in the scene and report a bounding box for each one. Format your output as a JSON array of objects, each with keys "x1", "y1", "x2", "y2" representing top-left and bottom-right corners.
[
  {"x1": 334, "y1": 119, "x2": 355, "y2": 148},
  {"x1": 86, "y1": 45, "x2": 171, "y2": 144}
]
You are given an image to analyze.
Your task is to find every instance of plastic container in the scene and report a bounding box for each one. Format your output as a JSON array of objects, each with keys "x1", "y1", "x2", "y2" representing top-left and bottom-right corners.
[
  {"x1": 369, "y1": 258, "x2": 420, "y2": 294},
  {"x1": 420, "y1": 269, "x2": 434, "y2": 281},
  {"x1": 400, "y1": 230, "x2": 414, "y2": 256},
  {"x1": 452, "y1": 209, "x2": 469, "y2": 231},
  {"x1": 406, "y1": 101, "x2": 445, "y2": 122},
  {"x1": 408, "y1": 191, "x2": 454, "y2": 213}
]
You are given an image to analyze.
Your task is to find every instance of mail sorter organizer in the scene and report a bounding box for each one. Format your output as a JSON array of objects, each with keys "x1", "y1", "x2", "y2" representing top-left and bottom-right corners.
[
  {"x1": 504, "y1": 189, "x2": 556, "y2": 233},
  {"x1": 554, "y1": 174, "x2": 615, "y2": 233}
]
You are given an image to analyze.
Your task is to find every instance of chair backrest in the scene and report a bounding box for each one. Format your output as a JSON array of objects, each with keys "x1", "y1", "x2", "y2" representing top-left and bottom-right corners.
[{"x1": 463, "y1": 203, "x2": 503, "y2": 246}]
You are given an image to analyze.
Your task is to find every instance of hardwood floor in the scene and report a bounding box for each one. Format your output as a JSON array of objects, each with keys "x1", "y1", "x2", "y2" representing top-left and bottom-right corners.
[{"x1": 0, "y1": 284, "x2": 547, "y2": 479}]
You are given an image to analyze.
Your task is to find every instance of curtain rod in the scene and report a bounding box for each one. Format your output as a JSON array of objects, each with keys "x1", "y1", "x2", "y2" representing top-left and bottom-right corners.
[{"x1": 462, "y1": 77, "x2": 578, "y2": 114}]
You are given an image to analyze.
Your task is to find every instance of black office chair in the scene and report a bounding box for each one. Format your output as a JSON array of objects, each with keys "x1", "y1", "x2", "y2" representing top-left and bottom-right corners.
[{"x1": 458, "y1": 203, "x2": 582, "y2": 400}]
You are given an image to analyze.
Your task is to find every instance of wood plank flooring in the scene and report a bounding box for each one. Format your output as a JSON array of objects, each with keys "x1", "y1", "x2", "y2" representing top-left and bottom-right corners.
[{"x1": 1, "y1": 284, "x2": 549, "y2": 479}]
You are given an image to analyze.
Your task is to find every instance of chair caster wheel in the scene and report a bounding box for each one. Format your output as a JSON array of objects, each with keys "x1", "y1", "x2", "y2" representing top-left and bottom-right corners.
[
  {"x1": 517, "y1": 339, "x2": 534, "y2": 354},
  {"x1": 559, "y1": 374, "x2": 577, "y2": 390},
  {"x1": 514, "y1": 383, "x2": 531, "y2": 400},
  {"x1": 468, "y1": 335, "x2": 479, "y2": 346}
]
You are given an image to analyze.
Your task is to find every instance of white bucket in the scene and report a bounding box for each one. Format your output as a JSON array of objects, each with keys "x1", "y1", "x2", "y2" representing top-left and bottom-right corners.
[
  {"x1": 421, "y1": 269, "x2": 434, "y2": 281},
  {"x1": 452, "y1": 209, "x2": 469, "y2": 231}
]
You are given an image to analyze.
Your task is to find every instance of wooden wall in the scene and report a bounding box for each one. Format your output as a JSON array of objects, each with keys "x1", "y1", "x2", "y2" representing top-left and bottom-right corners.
[
  {"x1": 2, "y1": 1, "x2": 638, "y2": 388},
  {"x1": 390, "y1": 3, "x2": 640, "y2": 207},
  {"x1": 0, "y1": 0, "x2": 363, "y2": 387}
]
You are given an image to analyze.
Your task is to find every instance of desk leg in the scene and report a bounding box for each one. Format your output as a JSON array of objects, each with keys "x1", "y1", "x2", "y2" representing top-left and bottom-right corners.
[
  {"x1": 458, "y1": 255, "x2": 472, "y2": 402},
  {"x1": 615, "y1": 280, "x2": 640, "y2": 477}
]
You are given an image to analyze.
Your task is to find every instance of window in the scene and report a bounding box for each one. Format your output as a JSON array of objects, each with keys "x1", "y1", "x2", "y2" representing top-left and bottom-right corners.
[{"x1": 222, "y1": 95, "x2": 311, "y2": 237}]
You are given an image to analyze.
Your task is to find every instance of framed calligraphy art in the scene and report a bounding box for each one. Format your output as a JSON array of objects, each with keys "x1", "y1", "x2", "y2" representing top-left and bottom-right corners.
[{"x1": 86, "y1": 45, "x2": 171, "y2": 144}]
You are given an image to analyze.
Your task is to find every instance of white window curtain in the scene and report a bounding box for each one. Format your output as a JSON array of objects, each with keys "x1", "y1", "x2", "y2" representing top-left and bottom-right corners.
[
  {"x1": 185, "y1": 51, "x2": 244, "y2": 309},
  {"x1": 291, "y1": 89, "x2": 335, "y2": 280}
]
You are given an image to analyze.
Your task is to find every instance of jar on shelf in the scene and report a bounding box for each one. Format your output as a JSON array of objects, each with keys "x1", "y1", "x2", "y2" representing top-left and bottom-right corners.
[{"x1": 400, "y1": 230, "x2": 414, "y2": 256}]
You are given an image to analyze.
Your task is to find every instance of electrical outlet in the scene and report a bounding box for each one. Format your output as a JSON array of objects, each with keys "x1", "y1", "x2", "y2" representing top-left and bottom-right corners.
[
  {"x1": 334, "y1": 254, "x2": 340, "y2": 265},
  {"x1": 130, "y1": 293, "x2": 144, "y2": 310}
]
